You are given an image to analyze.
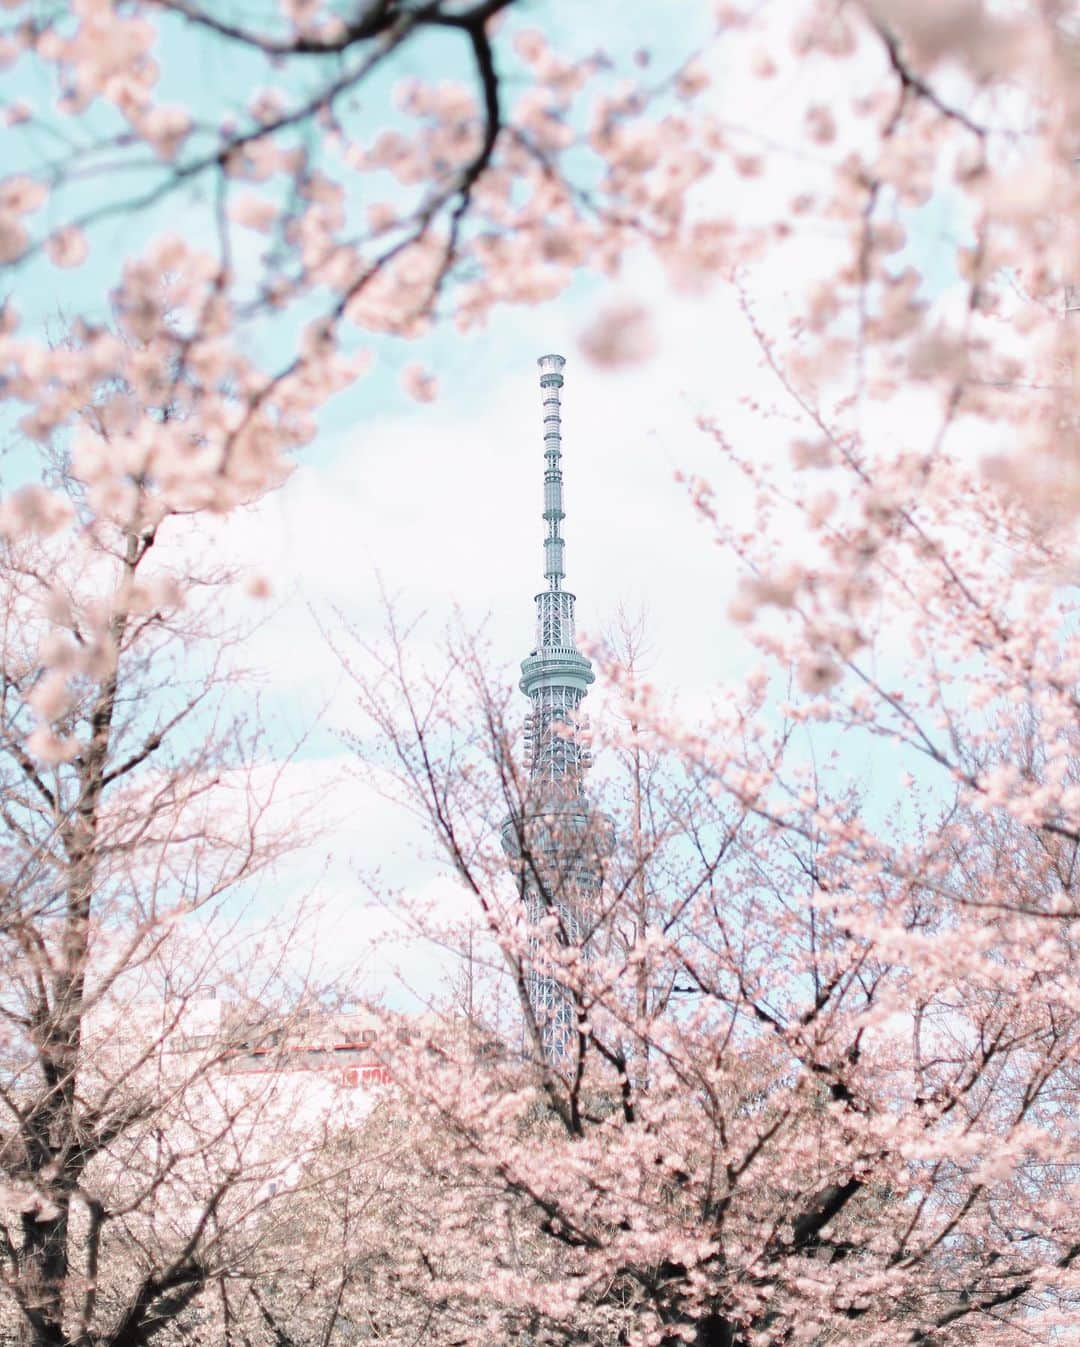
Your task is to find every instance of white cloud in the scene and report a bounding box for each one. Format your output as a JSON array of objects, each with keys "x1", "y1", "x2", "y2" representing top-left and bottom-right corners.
[
  {"x1": 202, "y1": 8, "x2": 973, "y2": 999},
  {"x1": 225, "y1": 258, "x2": 773, "y2": 715},
  {"x1": 202, "y1": 262, "x2": 784, "y2": 1000}
]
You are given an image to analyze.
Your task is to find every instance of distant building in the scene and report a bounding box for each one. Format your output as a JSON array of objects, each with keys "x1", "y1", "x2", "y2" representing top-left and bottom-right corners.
[{"x1": 171, "y1": 995, "x2": 392, "y2": 1090}]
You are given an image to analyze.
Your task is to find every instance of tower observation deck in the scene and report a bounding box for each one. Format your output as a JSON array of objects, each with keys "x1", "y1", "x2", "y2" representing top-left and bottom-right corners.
[{"x1": 501, "y1": 355, "x2": 614, "y2": 1066}]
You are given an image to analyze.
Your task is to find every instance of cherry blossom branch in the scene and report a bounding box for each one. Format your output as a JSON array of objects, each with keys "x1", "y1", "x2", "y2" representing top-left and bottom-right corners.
[{"x1": 871, "y1": 21, "x2": 989, "y2": 141}]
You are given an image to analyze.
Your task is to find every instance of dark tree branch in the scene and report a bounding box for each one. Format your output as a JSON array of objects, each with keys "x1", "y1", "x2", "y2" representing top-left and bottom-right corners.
[{"x1": 872, "y1": 20, "x2": 988, "y2": 140}]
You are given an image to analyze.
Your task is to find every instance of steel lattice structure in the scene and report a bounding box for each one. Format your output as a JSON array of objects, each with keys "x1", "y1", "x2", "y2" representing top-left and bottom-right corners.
[{"x1": 501, "y1": 355, "x2": 614, "y2": 1066}]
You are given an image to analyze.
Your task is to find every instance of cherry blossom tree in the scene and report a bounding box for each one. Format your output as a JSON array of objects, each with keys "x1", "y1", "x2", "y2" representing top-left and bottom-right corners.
[
  {"x1": 1, "y1": 0, "x2": 1076, "y2": 509},
  {"x1": 3, "y1": 2, "x2": 1080, "y2": 1346},
  {"x1": 0, "y1": 420, "x2": 380, "y2": 1347},
  {"x1": 341, "y1": 426, "x2": 1080, "y2": 1345},
  {"x1": 0, "y1": 0, "x2": 717, "y2": 541},
  {"x1": 225, "y1": 1098, "x2": 483, "y2": 1347},
  {"x1": 323, "y1": 0, "x2": 1080, "y2": 1295}
]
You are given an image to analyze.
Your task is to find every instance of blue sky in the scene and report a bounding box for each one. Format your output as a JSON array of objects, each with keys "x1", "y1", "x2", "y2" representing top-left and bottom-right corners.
[
  {"x1": 2, "y1": 0, "x2": 718, "y2": 427},
  {"x1": 0, "y1": 0, "x2": 972, "y2": 1001}
]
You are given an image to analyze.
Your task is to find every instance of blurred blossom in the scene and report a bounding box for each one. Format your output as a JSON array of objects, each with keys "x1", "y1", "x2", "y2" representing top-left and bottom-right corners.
[
  {"x1": 578, "y1": 301, "x2": 656, "y2": 369},
  {"x1": 401, "y1": 363, "x2": 439, "y2": 403}
]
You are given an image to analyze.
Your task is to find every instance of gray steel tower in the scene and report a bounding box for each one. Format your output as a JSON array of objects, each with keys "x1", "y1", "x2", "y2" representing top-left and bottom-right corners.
[{"x1": 501, "y1": 355, "x2": 614, "y2": 1066}]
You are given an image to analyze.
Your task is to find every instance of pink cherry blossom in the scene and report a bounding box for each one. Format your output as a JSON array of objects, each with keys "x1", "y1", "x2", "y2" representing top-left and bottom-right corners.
[
  {"x1": 228, "y1": 193, "x2": 278, "y2": 233},
  {"x1": 578, "y1": 301, "x2": 656, "y2": 369},
  {"x1": 0, "y1": 484, "x2": 73, "y2": 537},
  {"x1": 401, "y1": 363, "x2": 438, "y2": 403},
  {"x1": 27, "y1": 669, "x2": 72, "y2": 721},
  {"x1": 45, "y1": 225, "x2": 88, "y2": 268},
  {"x1": 24, "y1": 724, "x2": 79, "y2": 763},
  {"x1": 139, "y1": 102, "x2": 192, "y2": 160},
  {"x1": 0, "y1": 216, "x2": 28, "y2": 263},
  {"x1": 0, "y1": 175, "x2": 47, "y2": 214}
]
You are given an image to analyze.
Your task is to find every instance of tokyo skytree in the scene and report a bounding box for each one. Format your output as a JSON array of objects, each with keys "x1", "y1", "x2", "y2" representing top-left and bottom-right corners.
[{"x1": 501, "y1": 355, "x2": 614, "y2": 1066}]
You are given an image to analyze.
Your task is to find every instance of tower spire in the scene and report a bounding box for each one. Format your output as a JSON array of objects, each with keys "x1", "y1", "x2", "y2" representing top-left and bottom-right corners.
[
  {"x1": 501, "y1": 355, "x2": 614, "y2": 1068},
  {"x1": 522, "y1": 354, "x2": 593, "y2": 779},
  {"x1": 539, "y1": 353, "x2": 566, "y2": 591}
]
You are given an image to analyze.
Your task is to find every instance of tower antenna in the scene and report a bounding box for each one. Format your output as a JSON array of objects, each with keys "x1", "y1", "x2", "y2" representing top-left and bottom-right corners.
[{"x1": 539, "y1": 353, "x2": 566, "y2": 591}]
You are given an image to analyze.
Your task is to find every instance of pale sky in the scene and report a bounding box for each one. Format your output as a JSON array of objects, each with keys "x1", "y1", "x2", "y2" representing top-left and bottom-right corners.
[
  {"x1": 1, "y1": 0, "x2": 976, "y2": 1006},
  {"x1": 216, "y1": 257, "x2": 770, "y2": 1004}
]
